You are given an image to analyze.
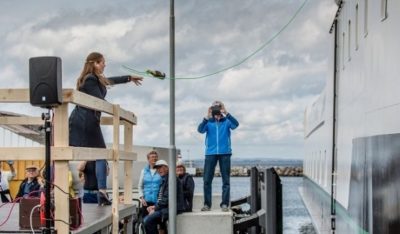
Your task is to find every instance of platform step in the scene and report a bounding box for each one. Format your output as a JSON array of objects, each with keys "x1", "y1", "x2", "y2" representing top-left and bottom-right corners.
[
  {"x1": 177, "y1": 209, "x2": 233, "y2": 234},
  {"x1": 177, "y1": 194, "x2": 233, "y2": 234}
]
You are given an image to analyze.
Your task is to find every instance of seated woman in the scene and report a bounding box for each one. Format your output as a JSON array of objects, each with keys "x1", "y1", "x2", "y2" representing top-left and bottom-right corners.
[
  {"x1": 176, "y1": 163, "x2": 195, "y2": 212},
  {"x1": 15, "y1": 165, "x2": 42, "y2": 200},
  {"x1": 138, "y1": 151, "x2": 162, "y2": 217}
]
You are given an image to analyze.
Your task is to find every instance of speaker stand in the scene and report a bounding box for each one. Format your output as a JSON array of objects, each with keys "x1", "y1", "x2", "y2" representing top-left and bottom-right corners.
[{"x1": 41, "y1": 110, "x2": 55, "y2": 234}]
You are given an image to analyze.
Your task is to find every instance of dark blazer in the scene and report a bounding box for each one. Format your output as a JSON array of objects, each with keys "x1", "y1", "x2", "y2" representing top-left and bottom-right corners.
[
  {"x1": 178, "y1": 173, "x2": 195, "y2": 212},
  {"x1": 69, "y1": 74, "x2": 131, "y2": 148},
  {"x1": 155, "y1": 174, "x2": 186, "y2": 220},
  {"x1": 15, "y1": 177, "x2": 42, "y2": 200}
]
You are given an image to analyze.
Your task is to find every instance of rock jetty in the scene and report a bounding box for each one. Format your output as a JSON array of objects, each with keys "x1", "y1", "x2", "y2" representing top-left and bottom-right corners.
[{"x1": 194, "y1": 166, "x2": 303, "y2": 177}]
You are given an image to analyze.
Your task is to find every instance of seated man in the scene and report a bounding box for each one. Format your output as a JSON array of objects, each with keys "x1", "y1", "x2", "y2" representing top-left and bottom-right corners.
[
  {"x1": 176, "y1": 163, "x2": 195, "y2": 212},
  {"x1": 0, "y1": 160, "x2": 16, "y2": 203},
  {"x1": 15, "y1": 165, "x2": 42, "y2": 200},
  {"x1": 143, "y1": 160, "x2": 185, "y2": 234}
]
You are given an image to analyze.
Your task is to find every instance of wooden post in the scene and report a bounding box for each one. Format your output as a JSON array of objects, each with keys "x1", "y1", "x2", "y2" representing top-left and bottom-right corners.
[
  {"x1": 53, "y1": 103, "x2": 70, "y2": 234},
  {"x1": 112, "y1": 105, "x2": 120, "y2": 233},
  {"x1": 123, "y1": 121, "x2": 133, "y2": 205}
]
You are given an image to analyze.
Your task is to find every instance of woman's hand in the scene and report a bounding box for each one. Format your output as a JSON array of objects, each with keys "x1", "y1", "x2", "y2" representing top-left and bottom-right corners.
[
  {"x1": 130, "y1": 75, "x2": 143, "y2": 86},
  {"x1": 140, "y1": 197, "x2": 148, "y2": 206}
]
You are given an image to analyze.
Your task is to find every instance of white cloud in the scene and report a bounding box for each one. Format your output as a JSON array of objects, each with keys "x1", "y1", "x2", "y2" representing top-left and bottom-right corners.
[{"x1": 0, "y1": 0, "x2": 338, "y2": 159}]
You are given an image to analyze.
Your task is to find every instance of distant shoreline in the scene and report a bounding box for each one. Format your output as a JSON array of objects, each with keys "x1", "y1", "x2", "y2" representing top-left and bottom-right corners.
[{"x1": 190, "y1": 166, "x2": 303, "y2": 177}]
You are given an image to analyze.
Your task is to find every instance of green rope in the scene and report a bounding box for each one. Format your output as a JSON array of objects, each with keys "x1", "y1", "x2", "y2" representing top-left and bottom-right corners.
[{"x1": 123, "y1": 0, "x2": 309, "y2": 80}]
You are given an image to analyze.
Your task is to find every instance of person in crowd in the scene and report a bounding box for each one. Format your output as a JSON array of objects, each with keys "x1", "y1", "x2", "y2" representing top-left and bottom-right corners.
[
  {"x1": 69, "y1": 52, "x2": 143, "y2": 206},
  {"x1": 77, "y1": 161, "x2": 99, "y2": 203},
  {"x1": 77, "y1": 171, "x2": 85, "y2": 198},
  {"x1": 176, "y1": 162, "x2": 195, "y2": 212},
  {"x1": 0, "y1": 160, "x2": 16, "y2": 203},
  {"x1": 143, "y1": 160, "x2": 185, "y2": 234},
  {"x1": 138, "y1": 150, "x2": 162, "y2": 217},
  {"x1": 197, "y1": 101, "x2": 239, "y2": 212},
  {"x1": 15, "y1": 164, "x2": 42, "y2": 199}
]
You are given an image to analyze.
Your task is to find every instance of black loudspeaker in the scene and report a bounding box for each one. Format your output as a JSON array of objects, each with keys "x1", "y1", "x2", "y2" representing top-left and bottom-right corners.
[{"x1": 29, "y1": 56, "x2": 62, "y2": 107}]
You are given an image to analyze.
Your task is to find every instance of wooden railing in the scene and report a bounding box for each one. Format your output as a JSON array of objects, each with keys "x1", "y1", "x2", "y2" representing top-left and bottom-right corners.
[{"x1": 0, "y1": 88, "x2": 137, "y2": 234}]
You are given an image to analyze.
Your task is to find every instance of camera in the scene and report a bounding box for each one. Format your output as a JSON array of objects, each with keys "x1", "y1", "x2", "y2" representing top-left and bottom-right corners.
[{"x1": 211, "y1": 105, "x2": 221, "y2": 116}]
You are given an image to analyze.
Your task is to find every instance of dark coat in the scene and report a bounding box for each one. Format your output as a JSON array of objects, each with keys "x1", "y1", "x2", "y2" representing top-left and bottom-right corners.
[
  {"x1": 155, "y1": 174, "x2": 186, "y2": 220},
  {"x1": 69, "y1": 74, "x2": 130, "y2": 148},
  {"x1": 15, "y1": 177, "x2": 42, "y2": 200},
  {"x1": 178, "y1": 173, "x2": 195, "y2": 212}
]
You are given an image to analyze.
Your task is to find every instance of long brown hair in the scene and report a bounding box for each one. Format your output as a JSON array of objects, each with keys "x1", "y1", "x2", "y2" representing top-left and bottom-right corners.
[{"x1": 76, "y1": 52, "x2": 111, "y2": 89}]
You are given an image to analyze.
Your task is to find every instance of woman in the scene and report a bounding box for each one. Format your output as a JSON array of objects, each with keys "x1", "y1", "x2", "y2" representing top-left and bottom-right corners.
[
  {"x1": 176, "y1": 163, "x2": 195, "y2": 212},
  {"x1": 137, "y1": 151, "x2": 161, "y2": 216},
  {"x1": 69, "y1": 52, "x2": 143, "y2": 206}
]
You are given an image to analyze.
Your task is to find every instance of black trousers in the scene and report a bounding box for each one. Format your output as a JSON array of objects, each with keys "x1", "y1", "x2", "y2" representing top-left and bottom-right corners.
[{"x1": 0, "y1": 189, "x2": 12, "y2": 203}]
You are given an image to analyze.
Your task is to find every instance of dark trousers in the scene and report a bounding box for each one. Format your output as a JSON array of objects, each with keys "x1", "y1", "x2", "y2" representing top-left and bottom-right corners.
[
  {"x1": 0, "y1": 190, "x2": 12, "y2": 203},
  {"x1": 83, "y1": 192, "x2": 98, "y2": 203},
  {"x1": 203, "y1": 154, "x2": 231, "y2": 207},
  {"x1": 143, "y1": 210, "x2": 163, "y2": 234}
]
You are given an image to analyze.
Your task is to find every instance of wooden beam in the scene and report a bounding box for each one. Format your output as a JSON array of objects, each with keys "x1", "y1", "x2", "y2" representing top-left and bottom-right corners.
[
  {"x1": 0, "y1": 147, "x2": 44, "y2": 160},
  {"x1": 119, "y1": 151, "x2": 137, "y2": 161},
  {"x1": 53, "y1": 103, "x2": 70, "y2": 234},
  {"x1": 53, "y1": 147, "x2": 114, "y2": 161},
  {"x1": 69, "y1": 90, "x2": 114, "y2": 115},
  {"x1": 0, "y1": 116, "x2": 43, "y2": 125},
  {"x1": 53, "y1": 161, "x2": 70, "y2": 233},
  {"x1": 119, "y1": 108, "x2": 137, "y2": 125},
  {"x1": 123, "y1": 122, "x2": 133, "y2": 204},
  {"x1": 0, "y1": 146, "x2": 116, "y2": 161},
  {"x1": 101, "y1": 117, "x2": 137, "y2": 126},
  {"x1": 0, "y1": 89, "x2": 29, "y2": 102},
  {"x1": 0, "y1": 89, "x2": 136, "y2": 124},
  {"x1": 112, "y1": 104, "x2": 120, "y2": 234}
]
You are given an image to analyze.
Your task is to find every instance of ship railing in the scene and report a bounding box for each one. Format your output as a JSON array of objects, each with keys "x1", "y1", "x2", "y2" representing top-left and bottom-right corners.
[{"x1": 0, "y1": 88, "x2": 137, "y2": 234}]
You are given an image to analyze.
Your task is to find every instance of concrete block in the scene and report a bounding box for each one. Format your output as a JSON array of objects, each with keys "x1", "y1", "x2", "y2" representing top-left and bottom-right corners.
[{"x1": 177, "y1": 209, "x2": 233, "y2": 234}]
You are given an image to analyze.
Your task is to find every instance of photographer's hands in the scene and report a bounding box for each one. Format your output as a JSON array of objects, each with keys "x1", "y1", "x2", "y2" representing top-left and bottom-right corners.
[
  {"x1": 206, "y1": 102, "x2": 227, "y2": 120},
  {"x1": 206, "y1": 107, "x2": 212, "y2": 120},
  {"x1": 220, "y1": 103, "x2": 227, "y2": 115}
]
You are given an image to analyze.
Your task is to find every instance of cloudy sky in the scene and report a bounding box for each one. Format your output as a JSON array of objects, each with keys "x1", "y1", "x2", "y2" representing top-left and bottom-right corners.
[{"x1": 0, "y1": 0, "x2": 337, "y2": 160}]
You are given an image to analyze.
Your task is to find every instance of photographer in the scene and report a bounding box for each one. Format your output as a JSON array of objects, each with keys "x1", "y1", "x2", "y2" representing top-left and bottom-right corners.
[{"x1": 197, "y1": 101, "x2": 239, "y2": 212}]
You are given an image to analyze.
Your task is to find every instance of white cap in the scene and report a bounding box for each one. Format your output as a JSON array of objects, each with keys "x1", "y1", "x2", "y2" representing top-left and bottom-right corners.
[{"x1": 154, "y1": 159, "x2": 168, "y2": 168}]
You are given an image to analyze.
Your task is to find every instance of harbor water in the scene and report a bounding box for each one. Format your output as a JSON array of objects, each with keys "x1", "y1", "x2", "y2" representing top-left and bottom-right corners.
[{"x1": 193, "y1": 176, "x2": 314, "y2": 234}]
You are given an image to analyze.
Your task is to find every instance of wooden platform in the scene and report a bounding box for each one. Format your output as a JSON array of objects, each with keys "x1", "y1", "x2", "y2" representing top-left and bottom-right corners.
[{"x1": 0, "y1": 203, "x2": 136, "y2": 233}]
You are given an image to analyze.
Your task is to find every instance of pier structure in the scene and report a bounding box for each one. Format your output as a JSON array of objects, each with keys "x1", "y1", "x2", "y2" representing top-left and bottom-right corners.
[{"x1": 0, "y1": 88, "x2": 137, "y2": 233}]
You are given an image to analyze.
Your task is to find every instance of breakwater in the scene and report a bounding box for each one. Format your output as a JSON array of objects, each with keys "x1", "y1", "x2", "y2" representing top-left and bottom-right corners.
[{"x1": 193, "y1": 166, "x2": 303, "y2": 177}]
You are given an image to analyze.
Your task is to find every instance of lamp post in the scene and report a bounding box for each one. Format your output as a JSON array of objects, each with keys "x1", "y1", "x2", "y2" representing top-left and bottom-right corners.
[{"x1": 168, "y1": 0, "x2": 177, "y2": 234}]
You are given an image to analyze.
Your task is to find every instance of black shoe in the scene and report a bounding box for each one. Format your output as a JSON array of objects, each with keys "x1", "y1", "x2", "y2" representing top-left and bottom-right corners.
[{"x1": 98, "y1": 191, "x2": 112, "y2": 206}]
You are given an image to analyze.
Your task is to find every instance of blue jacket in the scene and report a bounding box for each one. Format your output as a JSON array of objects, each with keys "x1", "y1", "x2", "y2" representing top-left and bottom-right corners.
[
  {"x1": 197, "y1": 113, "x2": 239, "y2": 155},
  {"x1": 143, "y1": 165, "x2": 161, "y2": 203}
]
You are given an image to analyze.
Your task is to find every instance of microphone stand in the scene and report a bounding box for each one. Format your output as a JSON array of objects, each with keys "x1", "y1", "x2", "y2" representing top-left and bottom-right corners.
[{"x1": 42, "y1": 109, "x2": 55, "y2": 234}]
